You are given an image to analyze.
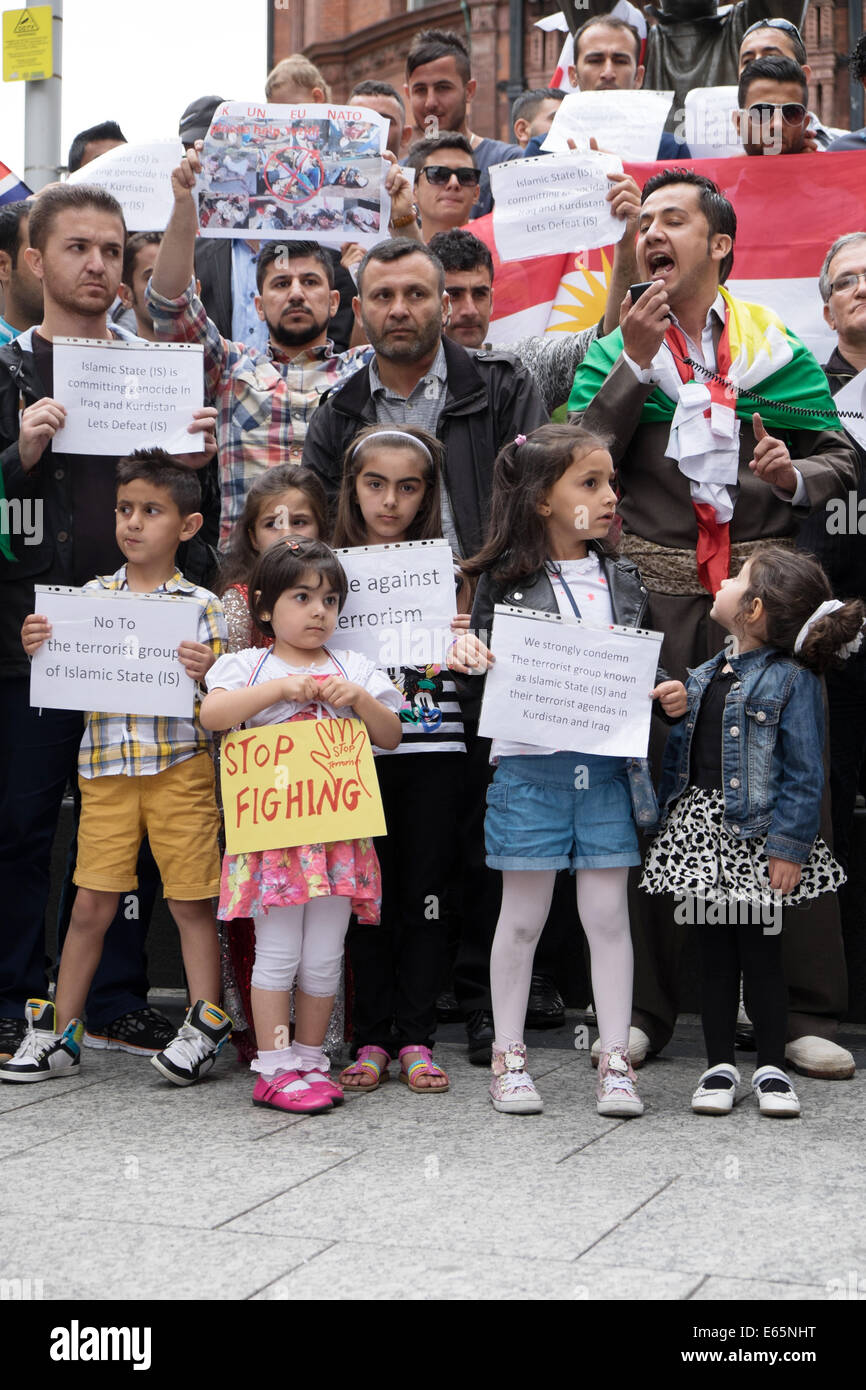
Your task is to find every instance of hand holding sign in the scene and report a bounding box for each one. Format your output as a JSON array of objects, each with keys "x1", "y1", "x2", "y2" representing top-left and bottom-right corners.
[
  {"x1": 19, "y1": 398, "x2": 66, "y2": 471},
  {"x1": 749, "y1": 414, "x2": 797, "y2": 495},
  {"x1": 650, "y1": 680, "x2": 688, "y2": 717},
  {"x1": 310, "y1": 717, "x2": 372, "y2": 799},
  {"x1": 21, "y1": 612, "x2": 51, "y2": 656}
]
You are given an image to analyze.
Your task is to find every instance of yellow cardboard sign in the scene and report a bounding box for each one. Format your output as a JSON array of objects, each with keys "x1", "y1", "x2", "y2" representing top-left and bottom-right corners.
[
  {"x1": 3, "y1": 5, "x2": 53, "y2": 81},
  {"x1": 220, "y1": 716, "x2": 386, "y2": 854}
]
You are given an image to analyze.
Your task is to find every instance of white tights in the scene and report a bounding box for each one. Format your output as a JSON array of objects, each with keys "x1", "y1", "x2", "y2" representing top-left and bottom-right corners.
[
  {"x1": 489, "y1": 868, "x2": 633, "y2": 1055},
  {"x1": 251, "y1": 897, "x2": 351, "y2": 997}
]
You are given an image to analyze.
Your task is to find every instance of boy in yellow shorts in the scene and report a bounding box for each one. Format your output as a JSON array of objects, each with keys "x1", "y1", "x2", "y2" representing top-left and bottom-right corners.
[{"x1": 2, "y1": 449, "x2": 231, "y2": 1086}]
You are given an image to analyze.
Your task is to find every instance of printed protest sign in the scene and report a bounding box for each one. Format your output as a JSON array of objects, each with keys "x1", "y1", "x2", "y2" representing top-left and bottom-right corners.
[
  {"x1": 220, "y1": 716, "x2": 387, "y2": 853},
  {"x1": 542, "y1": 89, "x2": 675, "y2": 162},
  {"x1": 333, "y1": 540, "x2": 457, "y2": 667},
  {"x1": 479, "y1": 606, "x2": 663, "y2": 757},
  {"x1": 491, "y1": 152, "x2": 624, "y2": 263},
  {"x1": 29, "y1": 587, "x2": 201, "y2": 717},
  {"x1": 67, "y1": 141, "x2": 182, "y2": 231},
  {"x1": 195, "y1": 101, "x2": 390, "y2": 249},
  {"x1": 51, "y1": 338, "x2": 205, "y2": 456},
  {"x1": 683, "y1": 87, "x2": 742, "y2": 159}
]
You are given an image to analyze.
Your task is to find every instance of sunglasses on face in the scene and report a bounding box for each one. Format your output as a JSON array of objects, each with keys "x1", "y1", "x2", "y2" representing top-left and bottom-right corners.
[
  {"x1": 746, "y1": 101, "x2": 807, "y2": 126},
  {"x1": 420, "y1": 164, "x2": 480, "y2": 187}
]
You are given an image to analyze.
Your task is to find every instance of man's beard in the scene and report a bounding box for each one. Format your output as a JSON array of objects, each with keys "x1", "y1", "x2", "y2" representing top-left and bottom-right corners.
[
  {"x1": 268, "y1": 307, "x2": 328, "y2": 348},
  {"x1": 48, "y1": 282, "x2": 116, "y2": 318},
  {"x1": 364, "y1": 312, "x2": 442, "y2": 363}
]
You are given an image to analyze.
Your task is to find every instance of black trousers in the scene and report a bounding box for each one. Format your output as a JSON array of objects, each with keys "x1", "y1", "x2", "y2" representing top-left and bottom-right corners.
[{"x1": 348, "y1": 752, "x2": 464, "y2": 1053}]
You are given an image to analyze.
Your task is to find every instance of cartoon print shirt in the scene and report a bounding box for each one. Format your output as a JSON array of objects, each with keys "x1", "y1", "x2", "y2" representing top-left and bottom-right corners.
[{"x1": 375, "y1": 661, "x2": 466, "y2": 757}]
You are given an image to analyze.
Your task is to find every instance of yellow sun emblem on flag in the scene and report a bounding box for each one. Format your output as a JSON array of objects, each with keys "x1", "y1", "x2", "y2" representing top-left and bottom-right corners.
[{"x1": 547, "y1": 248, "x2": 612, "y2": 334}]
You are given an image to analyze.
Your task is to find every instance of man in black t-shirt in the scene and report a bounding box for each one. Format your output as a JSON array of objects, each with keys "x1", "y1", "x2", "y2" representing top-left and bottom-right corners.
[{"x1": 0, "y1": 184, "x2": 215, "y2": 1061}]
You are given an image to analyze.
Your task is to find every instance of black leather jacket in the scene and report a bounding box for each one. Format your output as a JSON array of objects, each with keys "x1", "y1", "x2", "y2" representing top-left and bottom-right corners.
[{"x1": 460, "y1": 541, "x2": 672, "y2": 830}]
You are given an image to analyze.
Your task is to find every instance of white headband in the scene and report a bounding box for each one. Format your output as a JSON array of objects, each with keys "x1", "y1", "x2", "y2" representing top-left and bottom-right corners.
[
  {"x1": 793, "y1": 599, "x2": 864, "y2": 658},
  {"x1": 350, "y1": 429, "x2": 433, "y2": 465}
]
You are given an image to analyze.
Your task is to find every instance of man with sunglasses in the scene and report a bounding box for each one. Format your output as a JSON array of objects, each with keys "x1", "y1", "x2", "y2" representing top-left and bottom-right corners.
[
  {"x1": 738, "y1": 20, "x2": 845, "y2": 150},
  {"x1": 407, "y1": 134, "x2": 481, "y2": 244},
  {"x1": 734, "y1": 56, "x2": 814, "y2": 155}
]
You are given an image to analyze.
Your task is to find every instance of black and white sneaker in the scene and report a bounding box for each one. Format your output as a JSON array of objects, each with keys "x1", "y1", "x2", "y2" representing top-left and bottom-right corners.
[
  {"x1": 151, "y1": 1000, "x2": 232, "y2": 1087},
  {"x1": 0, "y1": 999, "x2": 83, "y2": 1083},
  {"x1": 84, "y1": 1007, "x2": 176, "y2": 1055}
]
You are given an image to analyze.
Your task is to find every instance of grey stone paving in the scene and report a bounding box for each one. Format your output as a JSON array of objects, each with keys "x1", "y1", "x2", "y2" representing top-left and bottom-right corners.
[{"x1": 1, "y1": 1009, "x2": 863, "y2": 1302}]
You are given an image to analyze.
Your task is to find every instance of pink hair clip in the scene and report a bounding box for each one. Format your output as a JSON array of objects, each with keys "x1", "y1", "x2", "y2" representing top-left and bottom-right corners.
[
  {"x1": 283, "y1": 537, "x2": 303, "y2": 552},
  {"x1": 514, "y1": 434, "x2": 526, "y2": 446}
]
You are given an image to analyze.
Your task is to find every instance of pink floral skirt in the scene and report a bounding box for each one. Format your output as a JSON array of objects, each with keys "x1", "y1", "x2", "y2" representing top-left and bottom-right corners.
[{"x1": 218, "y1": 837, "x2": 382, "y2": 924}]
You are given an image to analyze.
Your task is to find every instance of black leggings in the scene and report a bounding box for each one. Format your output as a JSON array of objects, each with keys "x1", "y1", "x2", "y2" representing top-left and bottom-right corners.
[{"x1": 698, "y1": 919, "x2": 787, "y2": 1070}]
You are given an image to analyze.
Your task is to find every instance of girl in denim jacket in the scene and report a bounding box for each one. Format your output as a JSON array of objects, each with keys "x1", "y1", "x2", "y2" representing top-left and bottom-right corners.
[
  {"x1": 642, "y1": 546, "x2": 864, "y2": 1118},
  {"x1": 449, "y1": 424, "x2": 687, "y2": 1119}
]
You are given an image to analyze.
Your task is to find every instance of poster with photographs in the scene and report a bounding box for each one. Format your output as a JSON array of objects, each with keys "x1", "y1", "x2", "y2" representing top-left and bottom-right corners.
[{"x1": 195, "y1": 102, "x2": 391, "y2": 249}]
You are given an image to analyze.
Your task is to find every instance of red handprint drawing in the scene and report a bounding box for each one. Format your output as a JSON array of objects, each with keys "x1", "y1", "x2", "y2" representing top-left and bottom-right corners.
[{"x1": 309, "y1": 718, "x2": 372, "y2": 800}]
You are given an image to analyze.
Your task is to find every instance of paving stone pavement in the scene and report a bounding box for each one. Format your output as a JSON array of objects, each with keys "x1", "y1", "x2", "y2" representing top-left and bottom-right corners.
[{"x1": 1, "y1": 1007, "x2": 864, "y2": 1303}]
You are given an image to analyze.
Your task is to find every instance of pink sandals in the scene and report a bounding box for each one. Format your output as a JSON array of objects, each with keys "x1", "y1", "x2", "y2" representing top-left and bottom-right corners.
[{"x1": 398, "y1": 1045, "x2": 450, "y2": 1094}]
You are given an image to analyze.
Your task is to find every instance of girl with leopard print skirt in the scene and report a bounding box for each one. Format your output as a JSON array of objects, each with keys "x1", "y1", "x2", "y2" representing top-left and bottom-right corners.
[{"x1": 642, "y1": 546, "x2": 864, "y2": 1119}]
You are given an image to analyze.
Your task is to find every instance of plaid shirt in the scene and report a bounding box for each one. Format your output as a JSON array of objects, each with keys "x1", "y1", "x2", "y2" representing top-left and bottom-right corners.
[
  {"x1": 78, "y1": 567, "x2": 226, "y2": 779},
  {"x1": 146, "y1": 279, "x2": 371, "y2": 544}
]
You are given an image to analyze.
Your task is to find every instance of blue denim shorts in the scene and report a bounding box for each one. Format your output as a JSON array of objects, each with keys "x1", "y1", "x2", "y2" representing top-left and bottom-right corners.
[{"x1": 484, "y1": 752, "x2": 640, "y2": 872}]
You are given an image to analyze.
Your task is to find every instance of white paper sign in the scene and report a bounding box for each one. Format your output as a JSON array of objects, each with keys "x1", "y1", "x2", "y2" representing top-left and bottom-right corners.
[
  {"x1": 541, "y1": 89, "x2": 675, "y2": 162},
  {"x1": 479, "y1": 606, "x2": 663, "y2": 757},
  {"x1": 683, "y1": 86, "x2": 742, "y2": 159},
  {"x1": 51, "y1": 338, "x2": 205, "y2": 456},
  {"x1": 833, "y1": 366, "x2": 866, "y2": 453},
  {"x1": 196, "y1": 101, "x2": 390, "y2": 248},
  {"x1": 67, "y1": 141, "x2": 182, "y2": 231},
  {"x1": 491, "y1": 151, "x2": 624, "y2": 263},
  {"x1": 333, "y1": 540, "x2": 457, "y2": 667},
  {"x1": 29, "y1": 587, "x2": 203, "y2": 716}
]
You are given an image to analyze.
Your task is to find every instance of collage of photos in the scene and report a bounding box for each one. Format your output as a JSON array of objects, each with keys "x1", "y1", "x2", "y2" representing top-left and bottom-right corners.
[{"x1": 196, "y1": 103, "x2": 387, "y2": 245}]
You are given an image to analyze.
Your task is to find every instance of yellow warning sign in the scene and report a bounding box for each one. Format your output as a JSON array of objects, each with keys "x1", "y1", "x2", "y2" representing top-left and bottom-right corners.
[{"x1": 3, "y1": 6, "x2": 54, "y2": 82}]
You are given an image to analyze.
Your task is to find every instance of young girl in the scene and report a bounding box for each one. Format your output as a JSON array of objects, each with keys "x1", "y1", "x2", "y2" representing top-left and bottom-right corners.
[
  {"x1": 218, "y1": 464, "x2": 329, "y2": 651},
  {"x1": 642, "y1": 545, "x2": 863, "y2": 1118},
  {"x1": 215, "y1": 465, "x2": 330, "y2": 1062},
  {"x1": 332, "y1": 425, "x2": 470, "y2": 1095},
  {"x1": 449, "y1": 423, "x2": 686, "y2": 1117},
  {"x1": 201, "y1": 537, "x2": 403, "y2": 1113}
]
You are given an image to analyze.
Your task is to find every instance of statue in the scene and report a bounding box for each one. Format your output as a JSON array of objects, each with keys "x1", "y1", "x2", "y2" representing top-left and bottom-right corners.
[{"x1": 561, "y1": 1, "x2": 810, "y2": 130}]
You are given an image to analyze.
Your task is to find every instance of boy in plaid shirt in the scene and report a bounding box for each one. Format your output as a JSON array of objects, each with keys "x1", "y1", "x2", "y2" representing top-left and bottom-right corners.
[{"x1": 2, "y1": 450, "x2": 231, "y2": 1087}]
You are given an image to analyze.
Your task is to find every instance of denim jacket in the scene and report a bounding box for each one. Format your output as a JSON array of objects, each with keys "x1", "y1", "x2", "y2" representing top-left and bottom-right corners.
[
  {"x1": 465, "y1": 543, "x2": 667, "y2": 832},
  {"x1": 657, "y1": 646, "x2": 825, "y2": 864}
]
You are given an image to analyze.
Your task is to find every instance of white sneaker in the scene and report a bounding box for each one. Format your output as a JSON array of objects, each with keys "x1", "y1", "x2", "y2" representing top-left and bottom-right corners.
[
  {"x1": 596, "y1": 1047, "x2": 644, "y2": 1117},
  {"x1": 151, "y1": 1000, "x2": 232, "y2": 1087},
  {"x1": 0, "y1": 999, "x2": 83, "y2": 1084},
  {"x1": 591, "y1": 1026, "x2": 650, "y2": 1069},
  {"x1": 784, "y1": 1036, "x2": 855, "y2": 1079},
  {"x1": 691, "y1": 1063, "x2": 741, "y2": 1115},
  {"x1": 752, "y1": 1065, "x2": 801, "y2": 1117},
  {"x1": 489, "y1": 1042, "x2": 543, "y2": 1114}
]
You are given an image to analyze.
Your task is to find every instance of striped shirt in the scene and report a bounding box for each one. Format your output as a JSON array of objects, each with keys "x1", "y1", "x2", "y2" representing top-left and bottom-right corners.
[
  {"x1": 78, "y1": 567, "x2": 227, "y2": 779},
  {"x1": 146, "y1": 279, "x2": 371, "y2": 545},
  {"x1": 378, "y1": 662, "x2": 466, "y2": 756}
]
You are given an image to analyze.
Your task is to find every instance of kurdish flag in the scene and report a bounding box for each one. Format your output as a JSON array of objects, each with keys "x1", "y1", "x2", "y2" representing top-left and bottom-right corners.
[
  {"x1": 567, "y1": 285, "x2": 842, "y2": 433},
  {"x1": 0, "y1": 160, "x2": 31, "y2": 205},
  {"x1": 472, "y1": 151, "x2": 866, "y2": 366}
]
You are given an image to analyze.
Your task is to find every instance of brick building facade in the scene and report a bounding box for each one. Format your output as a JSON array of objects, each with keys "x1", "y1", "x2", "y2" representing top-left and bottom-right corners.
[{"x1": 270, "y1": 0, "x2": 865, "y2": 138}]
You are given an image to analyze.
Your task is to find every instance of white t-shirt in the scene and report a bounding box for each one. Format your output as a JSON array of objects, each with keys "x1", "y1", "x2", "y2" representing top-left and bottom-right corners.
[
  {"x1": 492, "y1": 553, "x2": 615, "y2": 762},
  {"x1": 206, "y1": 645, "x2": 402, "y2": 725}
]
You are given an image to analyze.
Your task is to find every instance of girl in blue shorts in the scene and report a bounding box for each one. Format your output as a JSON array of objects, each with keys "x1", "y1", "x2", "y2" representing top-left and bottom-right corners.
[{"x1": 449, "y1": 424, "x2": 686, "y2": 1117}]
